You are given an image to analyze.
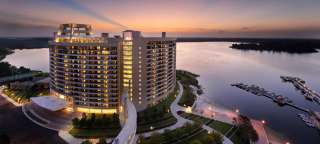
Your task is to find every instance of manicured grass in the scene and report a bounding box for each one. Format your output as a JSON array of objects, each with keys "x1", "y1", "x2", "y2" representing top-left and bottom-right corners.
[
  {"x1": 176, "y1": 130, "x2": 222, "y2": 144},
  {"x1": 138, "y1": 122, "x2": 222, "y2": 144},
  {"x1": 176, "y1": 70, "x2": 201, "y2": 107},
  {"x1": 175, "y1": 130, "x2": 207, "y2": 144},
  {"x1": 178, "y1": 112, "x2": 233, "y2": 135},
  {"x1": 137, "y1": 84, "x2": 178, "y2": 133},
  {"x1": 209, "y1": 121, "x2": 233, "y2": 134},
  {"x1": 179, "y1": 112, "x2": 211, "y2": 124},
  {"x1": 178, "y1": 85, "x2": 196, "y2": 107},
  {"x1": 137, "y1": 115, "x2": 178, "y2": 133},
  {"x1": 69, "y1": 128, "x2": 119, "y2": 138},
  {"x1": 176, "y1": 70, "x2": 200, "y2": 88}
]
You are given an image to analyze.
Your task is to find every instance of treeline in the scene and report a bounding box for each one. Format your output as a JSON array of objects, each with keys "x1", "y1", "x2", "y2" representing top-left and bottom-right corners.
[
  {"x1": 0, "y1": 38, "x2": 43, "y2": 77},
  {"x1": 0, "y1": 38, "x2": 51, "y2": 49},
  {"x1": 231, "y1": 40, "x2": 320, "y2": 53},
  {"x1": 0, "y1": 62, "x2": 31, "y2": 77},
  {"x1": 0, "y1": 48, "x2": 13, "y2": 60}
]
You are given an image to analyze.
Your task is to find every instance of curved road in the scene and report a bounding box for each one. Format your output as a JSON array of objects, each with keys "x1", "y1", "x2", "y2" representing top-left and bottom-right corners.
[{"x1": 0, "y1": 96, "x2": 66, "y2": 144}]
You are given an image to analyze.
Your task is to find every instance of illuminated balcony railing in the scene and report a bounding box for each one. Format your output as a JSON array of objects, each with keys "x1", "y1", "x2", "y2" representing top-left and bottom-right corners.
[{"x1": 54, "y1": 37, "x2": 104, "y2": 43}]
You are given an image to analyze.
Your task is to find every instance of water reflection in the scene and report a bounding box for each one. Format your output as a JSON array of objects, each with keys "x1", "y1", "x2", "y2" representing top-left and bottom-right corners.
[
  {"x1": 2, "y1": 48, "x2": 49, "y2": 72},
  {"x1": 2, "y1": 43, "x2": 320, "y2": 143},
  {"x1": 177, "y1": 42, "x2": 320, "y2": 144}
]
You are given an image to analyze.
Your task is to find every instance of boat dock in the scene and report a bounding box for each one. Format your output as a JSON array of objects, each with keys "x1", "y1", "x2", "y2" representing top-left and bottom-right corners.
[
  {"x1": 281, "y1": 76, "x2": 320, "y2": 105},
  {"x1": 231, "y1": 83, "x2": 310, "y2": 113},
  {"x1": 231, "y1": 82, "x2": 320, "y2": 130}
]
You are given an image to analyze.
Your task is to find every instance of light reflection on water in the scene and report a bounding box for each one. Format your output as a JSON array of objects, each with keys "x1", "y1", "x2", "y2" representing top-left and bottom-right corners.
[
  {"x1": 2, "y1": 48, "x2": 49, "y2": 72},
  {"x1": 2, "y1": 43, "x2": 320, "y2": 143},
  {"x1": 177, "y1": 42, "x2": 320, "y2": 144}
]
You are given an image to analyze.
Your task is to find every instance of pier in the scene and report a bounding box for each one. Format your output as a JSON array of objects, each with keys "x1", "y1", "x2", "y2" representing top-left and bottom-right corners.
[
  {"x1": 231, "y1": 83, "x2": 320, "y2": 130},
  {"x1": 231, "y1": 83, "x2": 310, "y2": 113},
  {"x1": 280, "y1": 76, "x2": 320, "y2": 105}
]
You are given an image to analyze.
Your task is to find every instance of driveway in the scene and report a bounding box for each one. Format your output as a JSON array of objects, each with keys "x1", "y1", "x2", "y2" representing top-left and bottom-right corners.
[{"x1": 0, "y1": 96, "x2": 66, "y2": 144}]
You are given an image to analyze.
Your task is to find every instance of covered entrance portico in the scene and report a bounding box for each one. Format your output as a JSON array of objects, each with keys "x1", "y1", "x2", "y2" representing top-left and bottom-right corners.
[{"x1": 22, "y1": 96, "x2": 79, "y2": 131}]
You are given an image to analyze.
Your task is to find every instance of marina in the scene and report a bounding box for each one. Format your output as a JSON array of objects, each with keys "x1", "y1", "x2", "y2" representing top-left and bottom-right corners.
[
  {"x1": 231, "y1": 83, "x2": 320, "y2": 130},
  {"x1": 231, "y1": 83, "x2": 308, "y2": 112},
  {"x1": 280, "y1": 76, "x2": 320, "y2": 105}
]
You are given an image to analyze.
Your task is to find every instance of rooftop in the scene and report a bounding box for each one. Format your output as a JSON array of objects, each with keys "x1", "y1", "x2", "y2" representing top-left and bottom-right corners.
[{"x1": 31, "y1": 96, "x2": 67, "y2": 111}]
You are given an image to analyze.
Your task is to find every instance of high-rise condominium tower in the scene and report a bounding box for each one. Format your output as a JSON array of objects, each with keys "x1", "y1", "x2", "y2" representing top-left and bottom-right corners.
[
  {"x1": 49, "y1": 24, "x2": 176, "y2": 113},
  {"x1": 122, "y1": 30, "x2": 176, "y2": 111}
]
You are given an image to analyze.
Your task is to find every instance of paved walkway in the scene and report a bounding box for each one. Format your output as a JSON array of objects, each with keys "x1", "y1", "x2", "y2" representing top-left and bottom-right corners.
[
  {"x1": 139, "y1": 82, "x2": 233, "y2": 144},
  {"x1": 251, "y1": 120, "x2": 269, "y2": 144},
  {"x1": 22, "y1": 102, "x2": 77, "y2": 131},
  {"x1": 141, "y1": 82, "x2": 189, "y2": 137},
  {"x1": 0, "y1": 95, "x2": 67, "y2": 144}
]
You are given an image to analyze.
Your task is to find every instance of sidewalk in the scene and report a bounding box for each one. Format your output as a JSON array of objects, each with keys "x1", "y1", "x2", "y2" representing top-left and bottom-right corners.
[
  {"x1": 141, "y1": 81, "x2": 190, "y2": 137},
  {"x1": 251, "y1": 120, "x2": 269, "y2": 144},
  {"x1": 139, "y1": 82, "x2": 233, "y2": 144}
]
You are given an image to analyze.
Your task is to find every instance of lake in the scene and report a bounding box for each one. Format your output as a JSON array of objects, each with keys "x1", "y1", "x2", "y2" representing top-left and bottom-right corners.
[{"x1": 3, "y1": 42, "x2": 320, "y2": 144}]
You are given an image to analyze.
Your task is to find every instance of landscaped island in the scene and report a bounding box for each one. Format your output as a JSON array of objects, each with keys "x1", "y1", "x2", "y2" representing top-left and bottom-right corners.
[{"x1": 231, "y1": 40, "x2": 320, "y2": 54}]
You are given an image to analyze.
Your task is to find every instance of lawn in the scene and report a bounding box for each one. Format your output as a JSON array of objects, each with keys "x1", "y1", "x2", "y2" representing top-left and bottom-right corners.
[
  {"x1": 178, "y1": 111, "x2": 234, "y2": 136},
  {"x1": 209, "y1": 121, "x2": 234, "y2": 135},
  {"x1": 137, "y1": 84, "x2": 178, "y2": 133},
  {"x1": 176, "y1": 70, "x2": 201, "y2": 107},
  {"x1": 138, "y1": 122, "x2": 222, "y2": 144},
  {"x1": 176, "y1": 130, "x2": 222, "y2": 144}
]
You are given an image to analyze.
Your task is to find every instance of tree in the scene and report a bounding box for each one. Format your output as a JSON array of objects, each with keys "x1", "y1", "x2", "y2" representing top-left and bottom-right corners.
[
  {"x1": 79, "y1": 117, "x2": 87, "y2": 128},
  {"x1": 88, "y1": 113, "x2": 96, "y2": 128},
  {"x1": 0, "y1": 133, "x2": 10, "y2": 144},
  {"x1": 112, "y1": 113, "x2": 117, "y2": 122},
  {"x1": 72, "y1": 118, "x2": 80, "y2": 128}
]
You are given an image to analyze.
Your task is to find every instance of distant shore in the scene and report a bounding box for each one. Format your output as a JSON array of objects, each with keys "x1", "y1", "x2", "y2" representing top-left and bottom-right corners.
[{"x1": 230, "y1": 42, "x2": 319, "y2": 54}]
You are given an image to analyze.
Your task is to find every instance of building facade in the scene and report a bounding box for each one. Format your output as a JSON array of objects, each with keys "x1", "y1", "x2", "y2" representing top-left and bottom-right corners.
[
  {"x1": 49, "y1": 24, "x2": 176, "y2": 113},
  {"x1": 121, "y1": 30, "x2": 176, "y2": 111}
]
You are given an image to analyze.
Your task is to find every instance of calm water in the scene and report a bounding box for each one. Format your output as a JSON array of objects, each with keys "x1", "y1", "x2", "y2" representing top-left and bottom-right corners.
[
  {"x1": 3, "y1": 48, "x2": 49, "y2": 72},
  {"x1": 3, "y1": 42, "x2": 320, "y2": 143}
]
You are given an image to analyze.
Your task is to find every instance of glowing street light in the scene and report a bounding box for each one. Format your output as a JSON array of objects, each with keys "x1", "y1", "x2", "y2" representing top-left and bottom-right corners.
[
  {"x1": 285, "y1": 142, "x2": 290, "y2": 144},
  {"x1": 261, "y1": 120, "x2": 266, "y2": 124},
  {"x1": 235, "y1": 109, "x2": 240, "y2": 113}
]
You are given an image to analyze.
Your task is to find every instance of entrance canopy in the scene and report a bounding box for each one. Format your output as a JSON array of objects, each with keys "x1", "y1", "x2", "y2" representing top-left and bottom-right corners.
[{"x1": 31, "y1": 96, "x2": 67, "y2": 111}]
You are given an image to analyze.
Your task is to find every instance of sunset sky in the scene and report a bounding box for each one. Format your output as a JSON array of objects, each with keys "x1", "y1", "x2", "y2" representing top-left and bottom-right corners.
[{"x1": 0, "y1": 0, "x2": 320, "y2": 38}]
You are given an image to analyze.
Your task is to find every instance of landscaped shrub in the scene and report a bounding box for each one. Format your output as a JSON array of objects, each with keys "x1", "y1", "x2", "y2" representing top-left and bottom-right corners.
[
  {"x1": 72, "y1": 113, "x2": 121, "y2": 129},
  {"x1": 235, "y1": 115, "x2": 259, "y2": 143}
]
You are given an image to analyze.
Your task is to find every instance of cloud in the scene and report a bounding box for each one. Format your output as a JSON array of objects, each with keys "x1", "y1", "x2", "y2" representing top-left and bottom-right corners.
[
  {"x1": 57, "y1": 0, "x2": 128, "y2": 29},
  {"x1": 0, "y1": 20, "x2": 55, "y2": 37}
]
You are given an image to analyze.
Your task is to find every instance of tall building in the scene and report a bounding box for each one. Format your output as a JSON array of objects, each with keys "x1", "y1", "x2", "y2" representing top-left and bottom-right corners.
[
  {"x1": 122, "y1": 30, "x2": 176, "y2": 111},
  {"x1": 49, "y1": 24, "x2": 122, "y2": 114},
  {"x1": 49, "y1": 24, "x2": 176, "y2": 113}
]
